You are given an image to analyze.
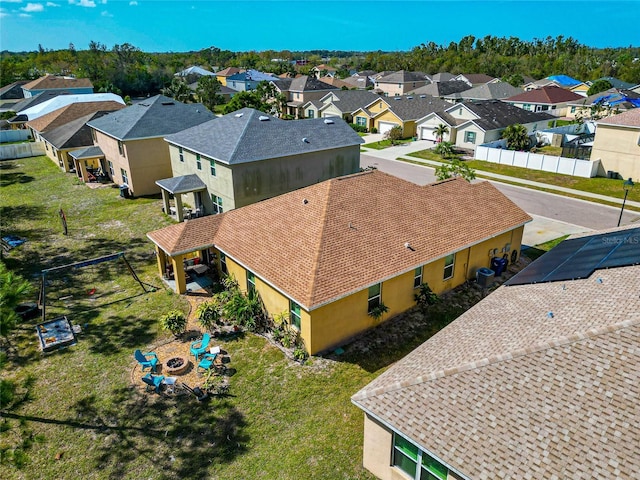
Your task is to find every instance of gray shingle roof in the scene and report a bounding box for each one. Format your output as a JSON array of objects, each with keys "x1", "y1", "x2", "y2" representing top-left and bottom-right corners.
[
  {"x1": 69, "y1": 145, "x2": 104, "y2": 160},
  {"x1": 353, "y1": 224, "x2": 640, "y2": 480},
  {"x1": 86, "y1": 95, "x2": 215, "y2": 140},
  {"x1": 430, "y1": 72, "x2": 455, "y2": 82},
  {"x1": 319, "y1": 90, "x2": 380, "y2": 114},
  {"x1": 381, "y1": 96, "x2": 451, "y2": 121},
  {"x1": 409, "y1": 80, "x2": 471, "y2": 97},
  {"x1": 164, "y1": 107, "x2": 364, "y2": 165},
  {"x1": 454, "y1": 100, "x2": 555, "y2": 130},
  {"x1": 446, "y1": 81, "x2": 523, "y2": 101},
  {"x1": 0, "y1": 81, "x2": 27, "y2": 100},
  {"x1": 377, "y1": 70, "x2": 430, "y2": 84},
  {"x1": 156, "y1": 174, "x2": 207, "y2": 194},
  {"x1": 40, "y1": 111, "x2": 110, "y2": 150}
]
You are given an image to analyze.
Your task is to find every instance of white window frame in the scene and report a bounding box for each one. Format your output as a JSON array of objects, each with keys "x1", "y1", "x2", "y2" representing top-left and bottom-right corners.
[
  {"x1": 356, "y1": 116, "x2": 367, "y2": 127},
  {"x1": 464, "y1": 131, "x2": 476, "y2": 144},
  {"x1": 120, "y1": 168, "x2": 129, "y2": 185},
  {"x1": 443, "y1": 253, "x2": 455, "y2": 280},
  {"x1": 178, "y1": 146, "x2": 184, "y2": 162},
  {"x1": 118, "y1": 140, "x2": 124, "y2": 156},
  {"x1": 209, "y1": 159, "x2": 216, "y2": 176},
  {"x1": 196, "y1": 153, "x2": 202, "y2": 170},
  {"x1": 246, "y1": 270, "x2": 255, "y2": 294},
  {"x1": 289, "y1": 300, "x2": 301, "y2": 330},
  {"x1": 367, "y1": 283, "x2": 381, "y2": 313},
  {"x1": 413, "y1": 266, "x2": 423, "y2": 288},
  {"x1": 108, "y1": 160, "x2": 114, "y2": 176},
  {"x1": 307, "y1": 109, "x2": 315, "y2": 118},
  {"x1": 211, "y1": 194, "x2": 223, "y2": 214}
]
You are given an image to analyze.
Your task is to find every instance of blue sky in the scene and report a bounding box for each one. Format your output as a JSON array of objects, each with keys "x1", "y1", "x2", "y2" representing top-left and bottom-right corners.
[{"x1": 1, "y1": 0, "x2": 639, "y2": 53}]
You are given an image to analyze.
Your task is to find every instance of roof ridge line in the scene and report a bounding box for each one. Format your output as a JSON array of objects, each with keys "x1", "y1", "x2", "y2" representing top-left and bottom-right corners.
[
  {"x1": 306, "y1": 180, "x2": 336, "y2": 306},
  {"x1": 352, "y1": 317, "x2": 640, "y2": 402},
  {"x1": 229, "y1": 109, "x2": 255, "y2": 162}
]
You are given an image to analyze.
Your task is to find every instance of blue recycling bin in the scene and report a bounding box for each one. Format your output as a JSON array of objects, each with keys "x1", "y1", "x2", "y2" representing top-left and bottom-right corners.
[{"x1": 491, "y1": 256, "x2": 508, "y2": 276}]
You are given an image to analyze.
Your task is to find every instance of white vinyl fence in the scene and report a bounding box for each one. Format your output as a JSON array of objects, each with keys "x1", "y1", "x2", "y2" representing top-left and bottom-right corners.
[
  {"x1": 0, "y1": 130, "x2": 32, "y2": 143},
  {"x1": 0, "y1": 142, "x2": 46, "y2": 160},
  {"x1": 475, "y1": 145, "x2": 600, "y2": 178}
]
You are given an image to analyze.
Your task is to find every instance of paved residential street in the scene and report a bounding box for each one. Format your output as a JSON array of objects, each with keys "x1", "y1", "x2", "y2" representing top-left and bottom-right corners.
[{"x1": 360, "y1": 151, "x2": 640, "y2": 246}]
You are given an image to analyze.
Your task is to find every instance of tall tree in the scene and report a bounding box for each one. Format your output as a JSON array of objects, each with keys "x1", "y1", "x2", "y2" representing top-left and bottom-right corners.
[
  {"x1": 586, "y1": 79, "x2": 613, "y2": 96},
  {"x1": 195, "y1": 75, "x2": 223, "y2": 111},
  {"x1": 0, "y1": 262, "x2": 32, "y2": 337},
  {"x1": 162, "y1": 77, "x2": 192, "y2": 103}
]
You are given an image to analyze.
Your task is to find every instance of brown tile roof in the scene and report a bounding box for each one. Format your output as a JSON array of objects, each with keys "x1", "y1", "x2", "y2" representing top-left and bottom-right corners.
[
  {"x1": 147, "y1": 171, "x2": 530, "y2": 309},
  {"x1": 352, "y1": 226, "x2": 640, "y2": 479},
  {"x1": 597, "y1": 108, "x2": 640, "y2": 128},
  {"x1": 215, "y1": 67, "x2": 243, "y2": 77},
  {"x1": 505, "y1": 85, "x2": 584, "y2": 104},
  {"x1": 22, "y1": 74, "x2": 93, "y2": 91},
  {"x1": 25, "y1": 101, "x2": 124, "y2": 133}
]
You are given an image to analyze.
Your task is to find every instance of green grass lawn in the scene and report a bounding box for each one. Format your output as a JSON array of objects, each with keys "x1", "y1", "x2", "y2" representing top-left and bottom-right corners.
[
  {"x1": 522, "y1": 235, "x2": 570, "y2": 262},
  {"x1": 1, "y1": 157, "x2": 393, "y2": 479},
  {"x1": 362, "y1": 138, "x2": 413, "y2": 150},
  {"x1": 407, "y1": 150, "x2": 640, "y2": 203}
]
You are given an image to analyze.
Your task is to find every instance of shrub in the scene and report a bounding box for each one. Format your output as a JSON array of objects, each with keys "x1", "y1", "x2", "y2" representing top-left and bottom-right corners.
[
  {"x1": 368, "y1": 302, "x2": 389, "y2": 322},
  {"x1": 371, "y1": 127, "x2": 378, "y2": 134},
  {"x1": 293, "y1": 346, "x2": 308, "y2": 363},
  {"x1": 195, "y1": 299, "x2": 221, "y2": 331},
  {"x1": 350, "y1": 123, "x2": 367, "y2": 133},
  {"x1": 160, "y1": 310, "x2": 187, "y2": 336},
  {"x1": 414, "y1": 283, "x2": 440, "y2": 314}
]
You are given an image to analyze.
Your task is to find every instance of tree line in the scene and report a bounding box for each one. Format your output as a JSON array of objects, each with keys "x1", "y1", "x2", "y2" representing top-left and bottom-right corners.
[{"x1": 1, "y1": 36, "x2": 638, "y2": 97}]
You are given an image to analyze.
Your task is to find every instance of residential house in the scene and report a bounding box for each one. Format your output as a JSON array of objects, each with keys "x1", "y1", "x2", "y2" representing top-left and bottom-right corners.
[
  {"x1": 503, "y1": 85, "x2": 585, "y2": 117},
  {"x1": 175, "y1": 65, "x2": 216, "y2": 79},
  {"x1": 86, "y1": 95, "x2": 215, "y2": 197},
  {"x1": 271, "y1": 75, "x2": 338, "y2": 119},
  {"x1": 351, "y1": 96, "x2": 451, "y2": 137},
  {"x1": 374, "y1": 71, "x2": 431, "y2": 97},
  {"x1": 351, "y1": 225, "x2": 640, "y2": 480},
  {"x1": 590, "y1": 109, "x2": 640, "y2": 180},
  {"x1": 416, "y1": 100, "x2": 554, "y2": 147},
  {"x1": 443, "y1": 81, "x2": 523, "y2": 103},
  {"x1": 8, "y1": 92, "x2": 123, "y2": 129},
  {"x1": 26, "y1": 100, "x2": 124, "y2": 145},
  {"x1": 161, "y1": 107, "x2": 363, "y2": 219},
  {"x1": 341, "y1": 75, "x2": 374, "y2": 90},
  {"x1": 0, "y1": 81, "x2": 27, "y2": 113},
  {"x1": 430, "y1": 72, "x2": 455, "y2": 82},
  {"x1": 318, "y1": 76, "x2": 351, "y2": 89},
  {"x1": 306, "y1": 90, "x2": 379, "y2": 122},
  {"x1": 147, "y1": 171, "x2": 531, "y2": 354},
  {"x1": 226, "y1": 69, "x2": 277, "y2": 92},
  {"x1": 41, "y1": 112, "x2": 113, "y2": 178},
  {"x1": 311, "y1": 64, "x2": 338, "y2": 78},
  {"x1": 591, "y1": 76, "x2": 636, "y2": 90},
  {"x1": 453, "y1": 73, "x2": 499, "y2": 87},
  {"x1": 408, "y1": 81, "x2": 471, "y2": 99},
  {"x1": 214, "y1": 67, "x2": 244, "y2": 86},
  {"x1": 565, "y1": 88, "x2": 640, "y2": 120},
  {"x1": 21, "y1": 74, "x2": 93, "y2": 98},
  {"x1": 523, "y1": 74, "x2": 584, "y2": 92}
]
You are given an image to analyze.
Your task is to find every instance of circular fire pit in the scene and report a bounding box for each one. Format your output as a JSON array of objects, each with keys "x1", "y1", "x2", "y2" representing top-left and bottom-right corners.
[{"x1": 164, "y1": 356, "x2": 190, "y2": 375}]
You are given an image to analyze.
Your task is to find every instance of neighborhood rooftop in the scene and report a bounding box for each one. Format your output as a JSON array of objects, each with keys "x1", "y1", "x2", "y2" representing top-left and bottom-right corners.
[
  {"x1": 148, "y1": 171, "x2": 531, "y2": 310},
  {"x1": 86, "y1": 94, "x2": 215, "y2": 140},
  {"x1": 353, "y1": 224, "x2": 640, "y2": 479},
  {"x1": 164, "y1": 107, "x2": 363, "y2": 164},
  {"x1": 505, "y1": 84, "x2": 585, "y2": 104}
]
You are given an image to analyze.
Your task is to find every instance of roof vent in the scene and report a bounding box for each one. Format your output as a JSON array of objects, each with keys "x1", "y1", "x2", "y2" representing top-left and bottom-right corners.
[
  {"x1": 302, "y1": 137, "x2": 310, "y2": 143},
  {"x1": 547, "y1": 311, "x2": 554, "y2": 318},
  {"x1": 161, "y1": 101, "x2": 175, "y2": 106},
  {"x1": 420, "y1": 95, "x2": 426, "y2": 98},
  {"x1": 303, "y1": 198, "x2": 308, "y2": 205},
  {"x1": 407, "y1": 96, "x2": 413, "y2": 99},
  {"x1": 394, "y1": 97, "x2": 402, "y2": 100},
  {"x1": 404, "y1": 242, "x2": 415, "y2": 251},
  {"x1": 259, "y1": 115, "x2": 270, "y2": 121},
  {"x1": 235, "y1": 113, "x2": 243, "y2": 117}
]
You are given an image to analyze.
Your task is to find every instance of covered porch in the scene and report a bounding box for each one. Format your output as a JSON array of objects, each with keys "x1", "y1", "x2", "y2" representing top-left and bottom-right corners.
[
  {"x1": 69, "y1": 146, "x2": 109, "y2": 183},
  {"x1": 156, "y1": 174, "x2": 207, "y2": 223}
]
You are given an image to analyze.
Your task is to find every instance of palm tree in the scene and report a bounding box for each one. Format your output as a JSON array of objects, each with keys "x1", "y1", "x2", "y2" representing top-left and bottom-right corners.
[
  {"x1": 501, "y1": 123, "x2": 531, "y2": 151},
  {"x1": 434, "y1": 123, "x2": 449, "y2": 143},
  {"x1": 0, "y1": 262, "x2": 32, "y2": 336}
]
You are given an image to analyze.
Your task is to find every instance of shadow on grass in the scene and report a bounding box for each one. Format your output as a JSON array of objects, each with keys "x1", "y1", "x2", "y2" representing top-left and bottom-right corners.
[
  {"x1": 0, "y1": 171, "x2": 35, "y2": 187},
  {"x1": 3, "y1": 388, "x2": 249, "y2": 479}
]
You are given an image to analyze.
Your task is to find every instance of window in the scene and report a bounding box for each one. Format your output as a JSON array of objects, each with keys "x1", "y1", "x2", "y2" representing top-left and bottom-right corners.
[
  {"x1": 91, "y1": 129, "x2": 96, "y2": 142},
  {"x1": 392, "y1": 434, "x2": 449, "y2": 480},
  {"x1": 108, "y1": 160, "x2": 114, "y2": 176},
  {"x1": 220, "y1": 252, "x2": 228, "y2": 275},
  {"x1": 211, "y1": 194, "x2": 223, "y2": 214},
  {"x1": 196, "y1": 153, "x2": 202, "y2": 170},
  {"x1": 209, "y1": 159, "x2": 216, "y2": 176},
  {"x1": 367, "y1": 283, "x2": 381, "y2": 313},
  {"x1": 413, "y1": 266, "x2": 423, "y2": 288},
  {"x1": 290, "y1": 300, "x2": 301, "y2": 330},
  {"x1": 118, "y1": 140, "x2": 124, "y2": 156},
  {"x1": 45, "y1": 142, "x2": 49, "y2": 151},
  {"x1": 523, "y1": 103, "x2": 531, "y2": 111},
  {"x1": 464, "y1": 131, "x2": 476, "y2": 144},
  {"x1": 443, "y1": 253, "x2": 455, "y2": 280},
  {"x1": 570, "y1": 106, "x2": 576, "y2": 113},
  {"x1": 356, "y1": 116, "x2": 367, "y2": 127},
  {"x1": 307, "y1": 109, "x2": 315, "y2": 118},
  {"x1": 178, "y1": 146, "x2": 184, "y2": 162},
  {"x1": 246, "y1": 270, "x2": 255, "y2": 294},
  {"x1": 120, "y1": 168, "x2": 129, "y2": 185}
]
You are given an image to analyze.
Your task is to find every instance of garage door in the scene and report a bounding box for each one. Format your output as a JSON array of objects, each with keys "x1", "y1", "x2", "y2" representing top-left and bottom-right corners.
[
  {"x1": 378, "y1": 121, "x2": 400, "y2": 135},
  {"x1": 420, "y1": 126, "x2": 437, "y2": 141}
]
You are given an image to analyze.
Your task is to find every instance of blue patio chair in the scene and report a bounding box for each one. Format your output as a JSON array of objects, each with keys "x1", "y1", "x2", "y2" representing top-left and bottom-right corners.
[
  {"x1": 134, "y1": 349, "x2": 159, "y2": 372},
  {"x1": 142, "y1": 373, "x2": 165, "y2": 393},
  {"x1": 197, "y1": 353, "x2": 217, "y2": 374},
  {"x1": 190, "y1": 333, "x2": 211, "y2": 361}
]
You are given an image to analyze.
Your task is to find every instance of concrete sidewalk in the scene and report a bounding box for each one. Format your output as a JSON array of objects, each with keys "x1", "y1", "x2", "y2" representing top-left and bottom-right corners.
[{"x1": 360, "y1": 139, "x2": 640, "y2": 209}]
